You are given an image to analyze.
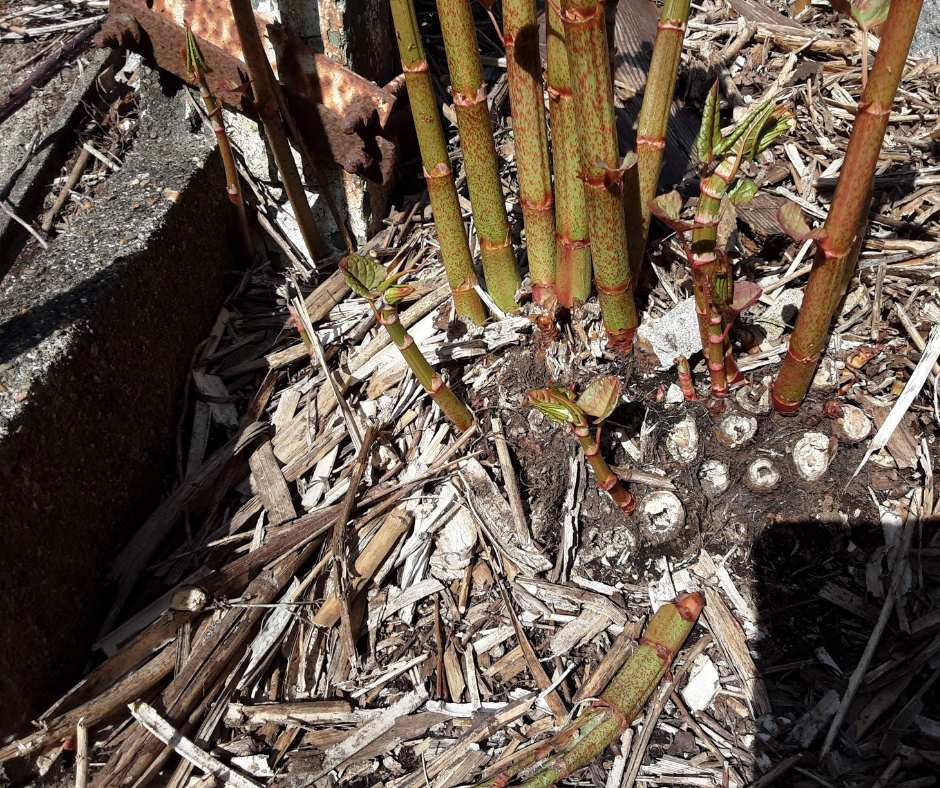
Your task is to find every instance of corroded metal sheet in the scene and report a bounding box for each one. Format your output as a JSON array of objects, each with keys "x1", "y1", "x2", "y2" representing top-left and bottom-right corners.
[{"x1": 97, "y1": 0, "x2": 400, "y2": 181}]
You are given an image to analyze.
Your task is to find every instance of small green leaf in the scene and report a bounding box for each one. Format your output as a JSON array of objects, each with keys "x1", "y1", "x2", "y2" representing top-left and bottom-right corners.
[
  {"x1": 714, "y1": 100, "x2": 773, "y2": 159},
  {"x1": 650, "y1": 192, "x2": 700, "y2": 233},
  {"x1": 576, "y1": 375, "x2": 621, "y2": 421},
  {"x1": 341, "y1": 254, "x2": 387, "y2": 298},
  {"x1": 184, "y1": 26, "x2": 207, "y2": 79},
  {"x1": 383, "y1": 284, "x2": 414, "y2": 305},
  {"x1": 529, "y1": 388, "x2": 583, "y2": 425},
  {"x1": 728, "y1": 179, "x2": 758, "y2": 205},
  {"x1": 731, "y1": 280, "x2": 763, "y2": 313},
  {"x1": 653, "y1": 191, "x2": 683, "y2": 221},
  {"x1": 849, "y1": 0, "x2": 890, "y2": 29},
  {"x1": 696, "y1": 82, "x2": 721, "y2": 164}
]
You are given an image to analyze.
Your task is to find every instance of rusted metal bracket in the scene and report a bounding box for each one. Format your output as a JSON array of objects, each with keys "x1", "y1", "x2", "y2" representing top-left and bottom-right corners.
[{"x1": 97, "y1": 0, "x2": 401, "y2": 183}]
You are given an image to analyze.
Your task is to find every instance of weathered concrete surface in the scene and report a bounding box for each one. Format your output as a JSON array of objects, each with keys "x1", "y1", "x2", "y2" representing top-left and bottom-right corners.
[
  {"x1": 913, "y1": 0, "x2": 940, "y2": 58},
  {"x1": 0, "y1": 69, "x2": 236, "y2": 735},
  {"x1": 0, "y1": 47, "x2": 116, "y2": 276}
]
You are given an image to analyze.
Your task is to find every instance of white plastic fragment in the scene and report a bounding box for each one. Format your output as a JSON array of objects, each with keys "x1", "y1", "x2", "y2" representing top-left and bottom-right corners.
[
  {"x1": 746, "y1": 457, "x2": 780, "y2": 491},
  {"x1": 680, "y1": 654, "x2": 720, "y2": 712},
  {"x1": 793, "y1": 432, "x2": 836, "y2": 481},
  {"x1": 699, "y1": 460, "x2": 730, "y2": 498},
  {"x1": 639, "y1": 491, "x2": 685, "y2": 544},
  {"x1": 666, "y1": 416, "x2": 699, "y2": 464},
  {"x1": 715, "y1": 414, "x2": 758, "y2": 449}
]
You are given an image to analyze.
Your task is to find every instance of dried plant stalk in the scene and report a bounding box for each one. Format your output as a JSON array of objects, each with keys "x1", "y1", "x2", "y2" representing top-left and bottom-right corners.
[
  {"x1": 228, "y1": 0, "x2": 328, "y2": 261},
  {"x1": 186, "y1": 27, "x2": 254, "y2": 256},
  {"x1": 631, "y1": 0, "x2": 691, "y2": 277},
  {"x1": 504, "y1": 0, "x2": 555, "y2": 305},
  {"x1": 389, "y1": 0, "x2": 487, "y2": 325},
  {"x1": 772, "y1": 0, "x2": 924, "y2": 413},
  {"x1": 436, "y1": 0, "x2": 521, "y2": 312},
  {"x1": 560, "y1": 0, "x2": 639, "y2": 349},
  {"x1": 547, "y1": 1, "x2": 591, "y2": 308},
  {"x1": 476, "y1": 593, "x2": 705, "y2": 787}
]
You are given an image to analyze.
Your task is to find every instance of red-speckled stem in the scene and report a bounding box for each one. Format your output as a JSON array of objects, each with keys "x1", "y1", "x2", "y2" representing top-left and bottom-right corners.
[
  {"x1": 574, "y1": 426, "x2": 636, "y2": 514},
  {"x1": 504, "y1": 0, "x2": 555, "y2": 304},
  {"x1": 436, "y1": 0, "x2": 521, "y2": 313},
  {"x1": 772, "y1": 0, "x2": 923, "y2": 413},
  {"x1": 631, "y1": 0, "x2": 690, "y2": 279},
  {"x1": 390, "y1": 0, "x2": 486, "y2": 324},
  {"x1": 547, "y1": 0, "x2": 591, "y2": 308},
  {"x1": 475, "y1": 593, "x2": 704, "y2": 788},
  {"x1": 560, "y1": 0, "x2": 639, "y2": 349}
]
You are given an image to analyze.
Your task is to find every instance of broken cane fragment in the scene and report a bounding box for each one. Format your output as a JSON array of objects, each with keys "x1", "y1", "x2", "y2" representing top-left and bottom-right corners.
[{"x1": 475, "y1": 593, "x2": 704, "y2": 788}]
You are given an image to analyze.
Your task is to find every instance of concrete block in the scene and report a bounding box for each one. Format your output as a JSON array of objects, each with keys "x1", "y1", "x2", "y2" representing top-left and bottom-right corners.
[{"x1": 0, "y1": 68, "x2": 236, "y2": 735}]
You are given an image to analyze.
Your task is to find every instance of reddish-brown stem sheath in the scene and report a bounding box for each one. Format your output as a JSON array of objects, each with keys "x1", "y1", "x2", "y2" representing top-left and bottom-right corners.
[
  {"x1": 436, "y1": 0, "x2": 521, "y2": 313},
  {"x1": 504, "y1": 0, "x2": 556, "y2": 305},
  {"x1": 389, "y1": 0, "x2": 487, "y2": 324},
  {"x1": 547, "y1": 0, "x2": 591, "y2": 308},
  {"x1": 631, "y1": 0, "x2": 691, "y2": 279},
  {"x1": 574, "y1": 426, "x2": 636, "y2": 514},
  {"x1": 560, "y1": 0, "x2": 639, "y2": 349},
  {"x1": 378, "y1": 304, "x2": 474, "y2": 431},
  {"x1": 772, "y1": 0, "x2": 923, "y2": 413}
]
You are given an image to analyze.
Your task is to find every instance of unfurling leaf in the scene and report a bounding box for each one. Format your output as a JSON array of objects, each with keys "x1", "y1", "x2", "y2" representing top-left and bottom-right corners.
[
  {"x1": 529, "y1": 388, "x2": 583, "y2": 425},
  {"x1": 731, "y1": 280, "x2": 763, "y2": 314},
  {"x1": 576, "y1": 375, "x2": 622, "y2": 421},
  {"x1": 778, "y1": 202, "x2": 826, "y2": 242},
  {"x1": 650, "y1": 192, "x2": 700, "y2": 233},
  {"x1": 184, "y1": 26, "x2": 208, "y2": 79},
  {"x1": 728, "y1": 179, "x2": 758, "y2": 205},
  {"x1": 832, "y1": 0, "x2": 890, "y2": 30},
  {"x1": 341, "y1": 254, "x2": 387, "y2": 298},
  {"x1": 383, "y1": 284, "x2": 415, "y2": 305},
  {"x1": 696, "y1": 82, "x2": 721, "y2": 164},
  {"x1": 713, "y1": 273, "x2": 732, "y2": 308}
]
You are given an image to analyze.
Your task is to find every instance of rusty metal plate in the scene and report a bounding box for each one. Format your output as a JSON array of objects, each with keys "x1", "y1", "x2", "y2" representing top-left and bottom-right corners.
[{"x1": 97, "y1": 0, "x2": 400, "y2": 181}]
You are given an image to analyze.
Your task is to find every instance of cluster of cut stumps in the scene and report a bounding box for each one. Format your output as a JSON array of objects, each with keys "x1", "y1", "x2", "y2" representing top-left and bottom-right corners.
[{"x1": 184, "y1": 0, "x2": 925, "y2": 783}]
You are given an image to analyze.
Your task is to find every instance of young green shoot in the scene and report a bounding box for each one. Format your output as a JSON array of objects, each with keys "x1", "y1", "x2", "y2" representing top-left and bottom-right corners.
[
  {"x1": 341, "y1": 254, "x2": 474, "y2": 432},
  {"x1": 529, "y1": 375, "x2": 635, "y2": 514},
  {"x1": 185, "y1": 27, "x2": 253, "y2": 257}
]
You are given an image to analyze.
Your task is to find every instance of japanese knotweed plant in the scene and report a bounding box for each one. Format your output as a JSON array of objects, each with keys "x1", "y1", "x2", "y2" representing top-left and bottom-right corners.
[
  {"x1": 652, "y1": 89, "x2": 790, "y2": 397},
  {"x1": 475, "y1": 592, "x2": 705, "y2": 788},
  {"x1": 341, "y1": 255, "x2": 474, "y2": 432},
  {"x1": 772, "y1": 0, "x2": 923, "y2": 413},
  {"x1": 529, "y1": 375, "x2": 635, "y2": 514},
  {"x1": 185, "y1": 27, "x2": 253, "y2": 256}
]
